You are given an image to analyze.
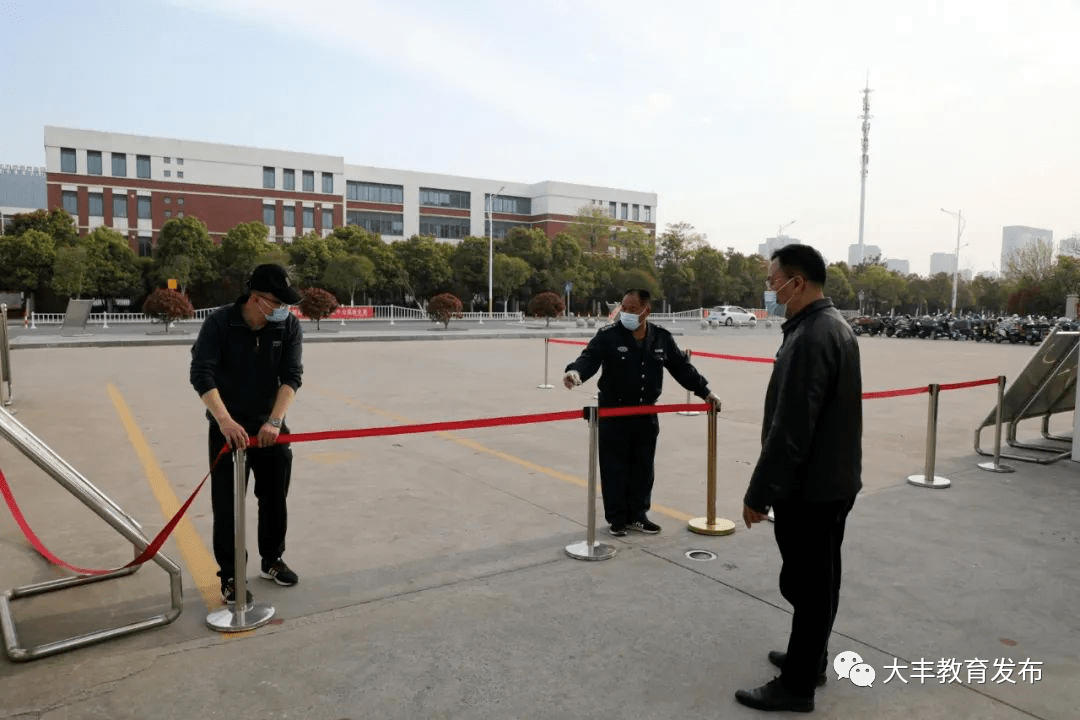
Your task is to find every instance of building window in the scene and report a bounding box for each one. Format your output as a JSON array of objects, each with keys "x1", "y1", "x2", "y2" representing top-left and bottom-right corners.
[
  {"x1": 321, "y1": 172, "x2": 333, "y2": 193},
  {"x1": 263, "y1": 166, "x2": 275, "y2": 189},
  {"x1": 112, "y1": 153, "x2": 127, "y2": 177},
  {"x1": 177, "y1": 198, "x2": 184, "y2": 205},
  {"x1": 60, "y1": 147, "x2": 76, "y2": 173},
  {"x1": 302, "y1": 170, "x2": 314, "y2": 192},
  {"x1": 177, "y1": 171, "x2": 184, "y2": 179},
  {"x1": 418, "y1": 216, "x2": 471, "y2": 240},
  {"x1": 283, "y1": 169, "x2": 295, "y2": 191},
  {"x1": 632, "y1": 204, "x2": 639, "y2": 221},
  {"x1": 608, "y1": 201, "x2": 616, "y2": 219},
  {"x1": 137, "y1": 196, "x2": 151, "y2": 219},
  {"x1": 302, "y1": 207, "x2": 314, "y2": 228},
  {"x1": 419, "y1": 188, "x2": 470, "y2": 209},
  {"x1": 177, "y1": 211, "x2": 184, "y2": 218},
  {"x1": 347, "y1": 211, "x2": 404, "y2": 236},
  {"x1": 165, "y1": 197, "x2": 172, "y2": 204},
  {"x1": 88, "y1": 192, "x2": 104, "y2": 217},
  {"x1": 137, "y1": 155, "x2": 151, "y2": 179},
  {"x1": 489, "y1": 195, "x2": 530, "y2": 214},
  {"x1": 164, "y1": 156, "x2": 171, "y2": 164},
  {"x1": 138, "y1": 236, "x2": 152, "y2": 257},
  {"x1": 621, "y1": 203, "x2": 628, "y2": 220},
  {"x1": 164, "y1": 210, "x2": 172, "y2": 218},
  {"x1": 485, "y1": 220, "x2": 530, "y2": 240},
  {"x1": 322, "y1": 208, "x2": 333, "y2": 229},
  {"x1": 644, "y1": 205, "x2": 652, "y2": 222},
  {"x1": 263, "y1": 204, "x2": 276, "y2": 227},
  {"x1": 346, "y1": 181, "x2": 403, "y2": 203},
  {"x1": 176, "y1": 158, "x2": 183, "y2": 165},
  {"x1": 62, "y1": 190, "x2": 78, "y2": 215},
  {"x1": 164, "y1": 170, "x2": 171, "y2": 178},
  {"x1": 87, "y1": 151, "x2": 103, "y2": 176},
  {"x1": 113, "y1": 195, "x2": 127, "y2": 218},
  {"x1": 283, "y1": 206, "x2": 295, "y2": 227}
]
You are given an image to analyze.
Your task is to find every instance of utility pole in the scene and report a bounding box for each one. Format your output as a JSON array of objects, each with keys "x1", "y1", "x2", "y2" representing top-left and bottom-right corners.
[
  {"x1": 941, "y1": 208, "x2": 964, "y2": 316},
  {"x1": 857, "y1": 74, "x2": 872, "y2": 265}
]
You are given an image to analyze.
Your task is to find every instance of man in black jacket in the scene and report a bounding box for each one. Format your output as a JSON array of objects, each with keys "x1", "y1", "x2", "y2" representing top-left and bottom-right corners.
[
  {"x1": 736, "y1": 244, "x2": 862, "y2": 713},
  {"x1": 563, "y1": 289, "x2": 721, "y2": 537},
  {"x1": 190, "y1": 264, "x2": 304, "y2": 604}
]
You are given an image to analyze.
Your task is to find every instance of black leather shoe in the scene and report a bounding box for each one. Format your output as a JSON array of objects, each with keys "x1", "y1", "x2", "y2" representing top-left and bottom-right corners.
[
  {"x1": 768, "y1": 650, "x2": 828, "y2": 687},
  {"x1": 735, "y1": 677, "x2": 814, "y2": 713}
]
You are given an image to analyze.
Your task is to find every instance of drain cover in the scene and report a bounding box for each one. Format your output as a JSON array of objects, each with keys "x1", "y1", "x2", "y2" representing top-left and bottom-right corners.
[{"x1": 685, "y1": 549, "x2": 717, "y2": 561}]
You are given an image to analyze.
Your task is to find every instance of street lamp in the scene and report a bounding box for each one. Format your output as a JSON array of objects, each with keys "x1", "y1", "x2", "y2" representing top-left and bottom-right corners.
[
  {"x1": 488, "y1": 185, "x2": 505, "y2": 315},
  {"x1": 940, "y1": 208, "x2": 965, "y2": 315}
]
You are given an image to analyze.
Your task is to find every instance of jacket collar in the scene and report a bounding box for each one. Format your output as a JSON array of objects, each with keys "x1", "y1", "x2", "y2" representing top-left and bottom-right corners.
[{"x1": 781, "y1": 298, "x2": 835, "y2": 334}]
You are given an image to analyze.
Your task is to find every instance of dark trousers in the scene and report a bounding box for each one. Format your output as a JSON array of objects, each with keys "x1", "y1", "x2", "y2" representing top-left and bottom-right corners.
[
  {"x1": 773, "y1": 496, "x2": 857, "y2": 696},
  {"x1": 597, "y1": 414, "x2": 659, "y2": 526},
  {"x1": 209, "y1": 424, "x2": 292, "y2": 579}
]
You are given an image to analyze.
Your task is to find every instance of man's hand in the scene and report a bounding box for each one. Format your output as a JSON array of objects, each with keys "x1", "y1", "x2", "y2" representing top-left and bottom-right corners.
[
  {"x1": 742, "y1": 504, "x2": 769, "y2": 529},
  {"x1": 705, "y1": 392, "x2": 722, "y2": 411},
  {"x1": 563, "y1": 370, "x2": 582, "y2": 389},
  {"x1": 217, "y1": 416, "x2": 249, "y2": 450},
  {"x1": 256, "y1": 422, "x2": 281, "y2": 448}
]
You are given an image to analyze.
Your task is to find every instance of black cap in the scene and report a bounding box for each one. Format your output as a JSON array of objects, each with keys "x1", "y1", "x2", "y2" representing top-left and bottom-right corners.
[{"x1": 248, "y1": 264, "x2": 301, "y2": 304}]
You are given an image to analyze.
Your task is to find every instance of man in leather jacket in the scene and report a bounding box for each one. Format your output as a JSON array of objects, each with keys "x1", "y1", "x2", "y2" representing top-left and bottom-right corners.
[
  {"x1": 563, "y1": 289, "x2": 721, "y2": 537},
  {"x1": 736, "y1": 244, "x2": 863, "y2": 713}
]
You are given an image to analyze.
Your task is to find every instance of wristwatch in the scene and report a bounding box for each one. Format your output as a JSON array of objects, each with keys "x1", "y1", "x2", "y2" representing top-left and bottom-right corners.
[{"x1": 267, "y1": 418, "x2": 283, "y2": 428}]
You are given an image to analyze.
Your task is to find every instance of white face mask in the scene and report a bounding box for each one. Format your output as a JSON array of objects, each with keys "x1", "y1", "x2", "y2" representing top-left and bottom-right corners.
[
  {"x1": 266, "y1": 306, "x2": 291, "y2": 322},
  {"x1": 619, "y1": 311, "x2": 641, "y2": 331},
  {"x1": 765, "y1": 276, "x2": 796, "y2": 318}
]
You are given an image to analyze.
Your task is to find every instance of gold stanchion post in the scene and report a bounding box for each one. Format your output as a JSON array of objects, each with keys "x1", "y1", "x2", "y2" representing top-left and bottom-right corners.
[{"x1": 688, "y1": 404, "x2": 735, "y2": 535}]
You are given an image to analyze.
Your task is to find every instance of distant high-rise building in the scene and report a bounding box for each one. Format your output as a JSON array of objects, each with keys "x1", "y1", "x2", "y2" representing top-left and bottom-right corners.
[
  {"x1": 930, "y1": 252, "x2": 957, "y2": 276},
  {"x1": 1058, "y1": 234, "x2": 1080, "y2": 258},
  {"x1": 758, "y1": 235, "x2": 798, "y2": 258},
  {"x1": 884, "y1": 258, "x2": 909, "y2": 274},
  {"x1": 0, "y1": 164, "x2": 47, "y2": 233},
  {"x1": 848, "y1": 243, "x2": 882, "y2": 266},
  {"x1": 1001, "y1": 226, "x2": 1052, "y2": 273}
]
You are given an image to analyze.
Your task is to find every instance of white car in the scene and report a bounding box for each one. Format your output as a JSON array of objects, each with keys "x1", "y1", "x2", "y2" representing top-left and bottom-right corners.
[{"x1": 710, "y1": 306, "x2": 758, "y2": 326}]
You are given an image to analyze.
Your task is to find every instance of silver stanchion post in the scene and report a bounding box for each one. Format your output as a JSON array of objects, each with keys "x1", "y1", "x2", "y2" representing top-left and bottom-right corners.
[
  {"x1": 207, "y1": 447, "x2": 276, "y2": 632},
  {"x1": 689, "y1": 404, "x2": 735, "y2": 535},
  {"x1": 537, "y1": 337, "x2": 554, "y2": 389},
  {"x1": 0, "y1": 304, "x2": 12, "y2": 406},
  {"x1": 978, "y1": 375, "x2": 1014, "y2": 473},
  {"x1": 566, "y1": 406, "x2": 616, "y2": 560},
  {"x1": 907, "y1": 384, "x2": 952, "y2": 489},
  {"x1": 678, "y1": 349, "x2": 700, "y2": 416}
]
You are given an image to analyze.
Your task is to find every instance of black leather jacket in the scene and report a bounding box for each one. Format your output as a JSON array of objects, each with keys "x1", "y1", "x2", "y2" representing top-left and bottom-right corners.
[
  {"x1": 565, "y1": 321, "x2": 711, "y2": 408},
  {"x1": 745, "y1": 299, "x2": 862, "y2": 509}
]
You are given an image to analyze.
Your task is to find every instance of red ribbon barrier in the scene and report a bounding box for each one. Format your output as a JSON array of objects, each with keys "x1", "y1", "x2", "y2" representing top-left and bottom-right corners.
[
  {"x1": 940, "y1": 377, "x2": 998, "y2": 392},
  {"x1": 548, "y1": 338, "x2": 587, "y2": 347},
  {"x1": 690, "y1": 350, "x2": 776, "y2": 364}
]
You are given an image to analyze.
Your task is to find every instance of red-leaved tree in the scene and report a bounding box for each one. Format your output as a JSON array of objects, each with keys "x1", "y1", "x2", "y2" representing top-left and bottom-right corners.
[
  {"x1": 142, "y1": 288, "x2": 195, "y2": 333},
  {"x1": 428, "y1": 292, "x2": 463, "y2": 329},
  {"x1": 527, "y1": 291, "x2": 565, "y2": 327},
  {"x1": 299, "y1": 287, "x2": 339, "y2": 330}
]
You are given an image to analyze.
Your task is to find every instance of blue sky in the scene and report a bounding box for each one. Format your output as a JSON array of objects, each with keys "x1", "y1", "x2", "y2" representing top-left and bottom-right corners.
[{"x1": 3, "y1": 0, "x2": 1078, "y2": 275}]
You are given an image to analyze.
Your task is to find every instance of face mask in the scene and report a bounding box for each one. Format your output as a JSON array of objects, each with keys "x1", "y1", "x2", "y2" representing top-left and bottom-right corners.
[
  {"x1": 619, "y1": 311, "x2": 641, "y2": 331},
  {"x1": 764, "y1": 277, "x2": 796, "y2": 318},
  {"x1": 266, "y1": 306, "x2": 291, "y2": 322}
]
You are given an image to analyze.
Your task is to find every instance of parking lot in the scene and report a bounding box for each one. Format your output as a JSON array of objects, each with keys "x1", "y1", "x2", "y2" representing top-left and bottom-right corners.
[{"x1": 0, "y1": 322, "x2": 1077, "y2": 719}]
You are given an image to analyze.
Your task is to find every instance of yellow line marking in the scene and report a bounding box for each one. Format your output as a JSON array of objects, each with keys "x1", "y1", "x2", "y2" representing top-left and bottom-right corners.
[
  {"x1": 107, "y1": 384, "x2": 220, "y2": 610},
  {"x1": 309, "y1": 384, "x2": 695, "y2": 524}
]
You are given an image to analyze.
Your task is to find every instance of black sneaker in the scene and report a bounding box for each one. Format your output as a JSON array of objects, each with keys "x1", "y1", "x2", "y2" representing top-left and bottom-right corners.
[
  {"x1": 608, "y1": 524, "x2": 628, "y2": 537},
  {"x1": 260, "y1": 558, "x2": 298, "y2": 586},
  {"x1": 220, "y1": 578, "x2": 253, "y2": 605},
  {"x1": 628, "y1": 519, "x2": 661, "y2": 534}
]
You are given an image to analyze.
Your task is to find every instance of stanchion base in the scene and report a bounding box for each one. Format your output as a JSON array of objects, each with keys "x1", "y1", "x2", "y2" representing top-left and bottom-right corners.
[
  {"x1": 565, "y1": 540, "x2": 617, "y2": 561},
  {"x1": 537, "y1": 384, "x2": 554, "y2": 389},
  {"x1": 206, "y1": 602, "x2": 276, "y2": 633},
  {"x1": 906, "y1": 474, "x2": 951, "y2": 489},
  {"x1": 977, "y1": 461, "x2": 1015, "y2": 473},
  {"x1": 767, "y1": 508, "x2": 775, "y2": 523},
  {"x1": 677, "y1": 411, "x2": 701, "y2": 416},
  {"x1": 688, "y1": 517, "x2": 735, "y2": 536}
]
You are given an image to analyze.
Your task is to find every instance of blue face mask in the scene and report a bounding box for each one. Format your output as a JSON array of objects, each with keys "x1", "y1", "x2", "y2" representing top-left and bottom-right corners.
[
  {"x1": 619, "y1": 311, "x2": 641, "y2": 331},
  {"x1": 764, "y1": 277, "x2": 796, "y2": 318},
  {"x1": 266, "y1": 306, "x2": 291, "y2": 322}
]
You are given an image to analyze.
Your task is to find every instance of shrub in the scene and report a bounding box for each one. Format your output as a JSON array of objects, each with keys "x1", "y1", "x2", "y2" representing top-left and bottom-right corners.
[
  {"x1": 527, "y1": 291, "x2": 565, "y2": 327},
  {"x1": 428, "y1": 292, "x2": 463, "y2": 329},
  {"x1": 141, "y1": 288, "x2": 194, "y2": 333},
  {"x1": 298, "y1": 287, "x2": 339, "y2": 330}
]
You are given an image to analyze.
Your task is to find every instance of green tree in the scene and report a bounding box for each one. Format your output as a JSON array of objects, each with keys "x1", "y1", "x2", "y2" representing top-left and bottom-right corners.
[
  {"x1": 391, "y1": 235, "x2": 453, "y2": 305},
  {"x1": 0, "y1": 228, "x2": 56, "y2": 304},
  {"x1": 689, "y1": 246, "x2": 726, "y2": 307},
  {"x1": 287, "y1": 231, "x2": 344, "y2": 287},
  {"x1": 500, "y1": 227, "x2": 552, "y2": 299},
  {"x1": 448, "y1": 236, "x2": 491, "y2": 309},
  {"x1": 565, "y1": 206, "x2": 614, "y2": 253},
  {"x1": 825, "y1": 264, "x2": 856, "y2": 309},
  {"x1": 85, "y1": 226, "x2": 141, "y2": 306},
  {"x1": 153, "y1": 216, "x2": 217, "y2": 294},
  {"x1": 219, "y1": 221, "x2": 274, "y2": 288},
  {"x1": 324, "y1": 254, "x2": 376, "y2": 306},
  {"x1": 52, "y1": 245, "x2": 90, "y2": 298},
  {"x1": 9, "y1": 208, "x2": 78, "y2": 247},
  {"x1": 492, "y1": 254, "x2": 531, "y2": 312},
  {"x1": 549, "y1": 232, "x2": 592, "y2": 314},
  {"x1": 655, "y1": 222, "x2": 705, "y2": 309}
]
